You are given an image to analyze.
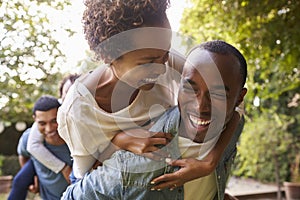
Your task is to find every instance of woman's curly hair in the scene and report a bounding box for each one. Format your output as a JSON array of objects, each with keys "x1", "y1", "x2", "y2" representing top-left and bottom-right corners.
[{"x1": 83, "y1": 0, "x2": 170, "y2": 63}]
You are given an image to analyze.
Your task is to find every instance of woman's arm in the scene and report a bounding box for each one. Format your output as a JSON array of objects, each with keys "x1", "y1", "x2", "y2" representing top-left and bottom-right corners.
[
  {"x1": 27, "y1": 122, "x2": 65, "y2": 174},
  {"x1": 72, "y1": 155, "x2": 97, "y2": 179},
  {"x1": 111, "y1": 129, "x2": 173, "y2": 160},
  {"x1": 168, "y1": 48, "x2": 186, "y2": 73}
]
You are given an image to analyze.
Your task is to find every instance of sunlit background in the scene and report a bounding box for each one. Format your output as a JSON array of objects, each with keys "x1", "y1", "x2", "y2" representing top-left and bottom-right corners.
[{"x1": 56, "y1": 0, "x2": 187, "y2": 73}]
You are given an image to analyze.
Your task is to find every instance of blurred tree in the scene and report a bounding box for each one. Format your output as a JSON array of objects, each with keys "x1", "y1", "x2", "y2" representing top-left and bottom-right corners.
[
  {"x1": 0, "y1": 0, "x2": 72, "y2": 125},
  {"x1": 180, "y1": 0, "x2": 300, "y2": 183}
]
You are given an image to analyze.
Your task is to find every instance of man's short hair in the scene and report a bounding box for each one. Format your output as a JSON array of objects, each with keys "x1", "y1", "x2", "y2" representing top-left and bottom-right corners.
[
  {"x1": 194, "y1": 40, "x2": 247, "y2": 87},
  {"x1": 33, "y1": 95, "x2": 61, "y2": 115}
]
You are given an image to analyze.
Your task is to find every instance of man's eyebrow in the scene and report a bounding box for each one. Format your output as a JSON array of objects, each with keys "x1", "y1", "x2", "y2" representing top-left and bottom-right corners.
[
  {"x1": 211, "y1": 85, "x2": 230, "y2": 92},
  {"x1": 183, "y1": 78, "x2": 230, "y2": 92}
]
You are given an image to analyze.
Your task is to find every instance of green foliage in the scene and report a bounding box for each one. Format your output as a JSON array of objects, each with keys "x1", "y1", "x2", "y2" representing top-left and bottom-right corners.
[
  {"x1": 181, "y1": 0, "x2": 300, "y2": 182},
  {"x1": 233, "y1": 113, "x2": 290, "y2": 182},
  {"x1": 0, "y1": 155, "x2": 20, "y2": 176},
  {"x1": 0, "y1": 0, "x2": 72, "y2": 124},
  {"x1": 0, "y1": 155, "x2": 3, "y2": 175}
]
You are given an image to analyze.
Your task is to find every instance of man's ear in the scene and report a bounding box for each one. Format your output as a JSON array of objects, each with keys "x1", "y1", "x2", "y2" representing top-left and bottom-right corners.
[
  {"x1": 236, "y1": 88, "x2": 247, "y2": 106},
  {"x1": 32, "y1": 115, "x2": 36, "y2": 120}
]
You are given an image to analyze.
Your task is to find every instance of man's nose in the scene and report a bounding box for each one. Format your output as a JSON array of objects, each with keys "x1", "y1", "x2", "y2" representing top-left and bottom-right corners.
[
  {"x1": 197, "y1": 93, "x2": 211, "y2": 112},
  {"x1": 45, "y1": 124, "x2": 53, "y2": 133}
]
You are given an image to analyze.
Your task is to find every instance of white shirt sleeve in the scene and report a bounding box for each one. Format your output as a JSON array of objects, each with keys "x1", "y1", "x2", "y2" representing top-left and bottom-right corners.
[
  {"x1": 27, "y1": 122, "x2": 65, "y2": 173},
  {"x1": 72, "y1": 155, "x2": 97, "y2": 179}
]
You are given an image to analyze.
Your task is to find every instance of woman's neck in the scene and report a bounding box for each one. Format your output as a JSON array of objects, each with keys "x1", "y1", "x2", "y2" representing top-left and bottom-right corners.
[{"x1": 93, "y1": 67, "x2": 139, "y2": 113}]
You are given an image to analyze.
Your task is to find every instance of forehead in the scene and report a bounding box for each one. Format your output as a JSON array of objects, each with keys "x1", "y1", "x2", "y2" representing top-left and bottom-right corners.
[
  {"x1": 117, "y1": 27, "x2": 172, "y2": 54},
  {"x1": 133, "y1": 27, "x2": 171, "y2": 51},
  {"x1": 127, "y1": 48, "x2": 168, "y2": 59},
  {"x1": 183, "y1": 49, "x2": 241, "y2": 85},
  {"x1": 35, "y1": 108, "x2": 58, "y2": 121}
]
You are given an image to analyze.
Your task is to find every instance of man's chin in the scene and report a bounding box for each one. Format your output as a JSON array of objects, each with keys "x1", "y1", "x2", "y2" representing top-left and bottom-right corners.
[
  {"x1": 45, "y1": 132, "x2": 57, "y2": 138},
  {"x1": 185, "y1": 127, "x2": 207, "y2": 143}
]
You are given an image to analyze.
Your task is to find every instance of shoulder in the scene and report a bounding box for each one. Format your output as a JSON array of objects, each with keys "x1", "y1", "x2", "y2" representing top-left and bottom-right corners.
[
  {"x1": 17, "y1": 128, "x2": 31, "y2": 156},
  {"x1": 150, "y1": 106, "x2": 180, "y2": 134},
  {"x1": 20, "y1": 128, "x2": 31, "y2": 143}
]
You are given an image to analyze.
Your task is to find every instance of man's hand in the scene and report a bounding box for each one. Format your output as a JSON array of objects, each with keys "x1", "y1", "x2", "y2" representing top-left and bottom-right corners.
[
  {"x1": 28, "y1": 175, "x2": 39, "y2": 193},
  {"x1": 112, "y1": 129, "x2": 173, "y2": 160},
  {"x1": 150, "y1": 157, "x2": 216, "y2": 190},
  {"x1": 61, "y1": 164, "x2": 72, "y2": 184}
]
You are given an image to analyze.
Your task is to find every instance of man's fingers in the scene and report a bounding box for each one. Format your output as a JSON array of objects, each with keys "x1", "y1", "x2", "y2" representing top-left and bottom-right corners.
[
  {"x1": 165, "y1": 158, "x2": 186, "y2": 167},
  {"x1": 151, "y1": 173, "x2": 172, "y2": 184},
  {"x1": 150, "y1": 174, "x2": 182, "y2": 190}
]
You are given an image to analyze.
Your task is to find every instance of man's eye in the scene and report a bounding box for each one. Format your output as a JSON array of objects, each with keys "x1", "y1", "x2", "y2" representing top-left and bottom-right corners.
[{"x1": 210, "y1": 92, "x2": 226, "y2": 100}]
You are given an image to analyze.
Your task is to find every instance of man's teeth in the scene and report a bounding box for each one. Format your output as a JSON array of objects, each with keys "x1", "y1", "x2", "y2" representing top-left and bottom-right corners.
[{"x1": 190, "y1": 115, "x2": 211, "y2": 126}]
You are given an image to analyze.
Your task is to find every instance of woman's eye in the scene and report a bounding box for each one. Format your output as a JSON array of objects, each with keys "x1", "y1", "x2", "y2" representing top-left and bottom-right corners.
[
  {"x1": 137, "y1": 62, "x2": 153, "y2": 67},
  {"x1": 181, "y1": 84, "x2": 197, "y2": 93}
]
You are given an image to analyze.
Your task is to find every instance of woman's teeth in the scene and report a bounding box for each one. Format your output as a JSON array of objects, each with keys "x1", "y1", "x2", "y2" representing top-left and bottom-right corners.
[{"x1": 143, "y1": 77, "x2": 158, "y2": 83}]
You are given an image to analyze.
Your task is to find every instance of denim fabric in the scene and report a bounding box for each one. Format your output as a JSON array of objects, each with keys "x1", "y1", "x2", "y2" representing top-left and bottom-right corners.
[
  {"x1": 62, "y1": 107, "x2": 244, "y2": 200},
  {"x1": 214, "y1": 116, "x2": 245, "y2": 200},
  {"x1": 62, "y1": 107, "x2": 183, "y2": 200},
  {"x1": 7, "y1": 159, "x2": 35, "y2": 200},
  {"x1": 62, "y1": 150, "x2": 183, "y2": 200}
]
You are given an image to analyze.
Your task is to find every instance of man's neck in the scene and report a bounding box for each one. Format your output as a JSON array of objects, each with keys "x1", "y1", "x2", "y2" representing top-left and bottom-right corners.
[{"x1": 45, "y1": 136, "x2": 65, "y2": 146}]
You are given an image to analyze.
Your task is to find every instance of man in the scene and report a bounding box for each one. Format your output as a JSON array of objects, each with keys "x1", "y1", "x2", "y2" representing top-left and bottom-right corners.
[
  {"x1": 62, "y1": 40, "x2": 247, "y2": 200},
  {"x1": 11, "y1": 95, "x2": 72, "y2": 200}
]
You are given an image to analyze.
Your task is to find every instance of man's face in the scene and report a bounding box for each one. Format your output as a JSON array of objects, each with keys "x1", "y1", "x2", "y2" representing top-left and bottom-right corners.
[
  {"x1": 112, "y1": 48, "x2": 169, "y2": 91},
  {"x1": 178, "y1": 49, "x2": 247, "y2": 143},
  {"x1": 33, "y1": 108, "x2": 60, "y2": 143}
]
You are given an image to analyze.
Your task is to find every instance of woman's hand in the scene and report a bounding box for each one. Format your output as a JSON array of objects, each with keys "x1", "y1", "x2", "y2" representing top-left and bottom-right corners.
[
  {"x1": 112, "y1": 128, "x2": 173, "y2": 160},
  {"x1": 150, "y1": 157, "x2": 216, "y2": 190},
  {"x1": 28, "y1": 175, "x2": 39, "y2": 193},
  {"x1": 61, "y1": 164, "x2": 72, "y2": 184}
]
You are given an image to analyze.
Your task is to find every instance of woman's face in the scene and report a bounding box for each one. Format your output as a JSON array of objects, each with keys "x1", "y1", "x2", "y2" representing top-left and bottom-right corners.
[
  {"x1": 112, "y1": 48, "x2": 169, "y2": 90},
  {"x1": 111, "y1": 20, "x2": 172, "y2": 90}
]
